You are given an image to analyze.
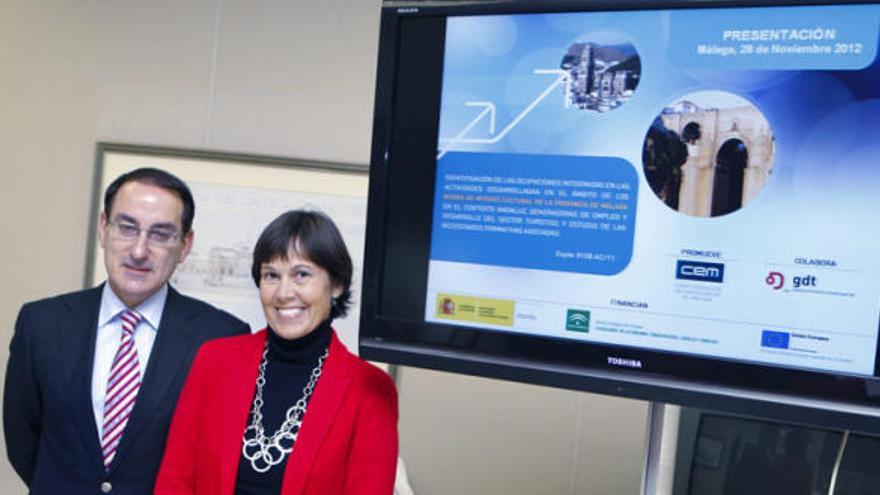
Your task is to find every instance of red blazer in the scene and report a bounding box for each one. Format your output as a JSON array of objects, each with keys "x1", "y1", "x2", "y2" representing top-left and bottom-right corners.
[{"x1": 154, "y1": 329, "x2": 398, "y2": 495}]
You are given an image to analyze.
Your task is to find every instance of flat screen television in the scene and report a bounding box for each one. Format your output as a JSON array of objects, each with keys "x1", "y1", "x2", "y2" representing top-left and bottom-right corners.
[
  {"x1": 360, "y1": 0, "x2": 880, "y2": 433},
  {"x1": 671, "y1": 408, "x2": 880, "y2": 494}
]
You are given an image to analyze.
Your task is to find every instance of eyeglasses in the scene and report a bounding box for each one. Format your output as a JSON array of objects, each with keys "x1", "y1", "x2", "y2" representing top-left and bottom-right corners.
[{"x1": 106, "y1": 220, "x2": 182, "y2": 247}]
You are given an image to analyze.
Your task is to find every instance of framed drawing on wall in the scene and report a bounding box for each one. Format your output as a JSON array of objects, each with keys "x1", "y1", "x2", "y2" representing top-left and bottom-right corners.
[{"x1": 86, "y1": 143, "x2": 369, "y2": 351}]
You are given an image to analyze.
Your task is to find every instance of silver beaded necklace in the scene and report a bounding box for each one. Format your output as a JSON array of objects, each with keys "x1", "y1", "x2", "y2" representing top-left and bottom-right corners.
[{"x1": 241, "y1": 343, "x2": 328, "y2": 473}]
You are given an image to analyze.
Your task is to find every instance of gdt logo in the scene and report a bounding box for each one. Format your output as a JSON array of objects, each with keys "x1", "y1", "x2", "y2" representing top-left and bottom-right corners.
[
  {"x1": 676, "y1": 260, "x2": 724, "y2": 283},
  {"x1": 765, "y1": 271, "x2": 817, "y2": 290},
  {"x1": 765, "y1": 271, "x2": 784, "y2": 290}
]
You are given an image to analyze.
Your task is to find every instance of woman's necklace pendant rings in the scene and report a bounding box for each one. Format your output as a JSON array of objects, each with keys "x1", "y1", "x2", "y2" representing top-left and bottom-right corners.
[{"x1": 241, "y1": 344, "x2": 328, "y2": 472}]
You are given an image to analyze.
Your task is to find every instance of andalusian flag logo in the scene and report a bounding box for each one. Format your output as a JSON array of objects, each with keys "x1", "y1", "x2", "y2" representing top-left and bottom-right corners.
[{"x1": 566, "y1": 309, "x2": 590, "y2": 333}]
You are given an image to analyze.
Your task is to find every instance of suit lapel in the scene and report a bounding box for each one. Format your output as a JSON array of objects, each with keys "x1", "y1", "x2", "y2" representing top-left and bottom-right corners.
[
  {"x1": 66, "y1": 286, "x2": 106, "y2": 471},
  {"x1": 109, "y1": 287, "x2": 199, "y2": 471},
  {"x1": 220, "y1": 332, "x2": 264, "y2": 494},
  {"x1": 281, "y1": 334, "x2": 352, "y2": 495}
]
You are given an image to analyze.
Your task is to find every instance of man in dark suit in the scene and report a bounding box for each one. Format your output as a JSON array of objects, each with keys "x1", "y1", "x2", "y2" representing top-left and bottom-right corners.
[{"x1": 3, "y1": 168, "x2": 249, "y2": 494}]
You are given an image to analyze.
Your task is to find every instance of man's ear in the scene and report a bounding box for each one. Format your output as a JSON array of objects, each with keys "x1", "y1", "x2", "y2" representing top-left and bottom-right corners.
[
  {"x1": 178, "y1": 229, "x2": 194, "y2": 263},
  {"x1": 97, "y1": 211, "x2": 108, "y2": 248}
]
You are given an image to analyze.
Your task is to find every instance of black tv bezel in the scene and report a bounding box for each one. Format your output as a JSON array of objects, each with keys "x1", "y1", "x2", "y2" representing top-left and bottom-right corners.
[{"x1": 361, "y1": 0, "x2": 880, "y2": 434}]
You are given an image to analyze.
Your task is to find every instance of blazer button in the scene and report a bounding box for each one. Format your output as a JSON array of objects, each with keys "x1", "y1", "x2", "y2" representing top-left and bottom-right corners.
[{"x1": 100, "y1": 481, "x2": 112, "y2": 493}]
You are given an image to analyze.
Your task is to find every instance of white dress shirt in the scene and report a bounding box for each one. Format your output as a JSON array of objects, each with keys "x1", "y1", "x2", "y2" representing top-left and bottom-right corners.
[{"x1": 90, "y1": 283, "x2": 167, "y2": 435}]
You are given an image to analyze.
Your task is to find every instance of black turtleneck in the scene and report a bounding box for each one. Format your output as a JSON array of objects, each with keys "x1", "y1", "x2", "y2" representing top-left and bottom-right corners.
[{"x1": 234, "y1": 319, "x2": 332, "y2": 495}]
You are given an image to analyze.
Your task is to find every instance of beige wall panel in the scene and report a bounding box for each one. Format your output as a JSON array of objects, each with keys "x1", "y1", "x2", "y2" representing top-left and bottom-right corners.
[
  {"x1": 208, "y1": 0, "x2": 380, "y2": 163},
  {"x1": 398, "y1": 366, "x2": 581, "y2": 495},
  {"x1": 574, "y1": 394, "x2": 649, "y2": 494}
]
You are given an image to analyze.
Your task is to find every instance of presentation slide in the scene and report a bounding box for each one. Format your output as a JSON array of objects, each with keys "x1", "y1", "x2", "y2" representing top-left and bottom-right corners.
[{"x1": 425, "y1": 4, "x2": 880, "y2": 376}]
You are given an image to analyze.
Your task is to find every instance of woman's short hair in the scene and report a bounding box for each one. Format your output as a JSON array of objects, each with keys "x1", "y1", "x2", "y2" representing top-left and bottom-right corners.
[{"x1": 251, "y1": 210, "x2": 353, "y2": 319}]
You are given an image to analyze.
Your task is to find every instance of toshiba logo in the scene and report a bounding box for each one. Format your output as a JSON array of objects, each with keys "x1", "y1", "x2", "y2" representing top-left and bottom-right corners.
[{"x1": 607, "y1": 356, "x2": 642, "y2": 369}]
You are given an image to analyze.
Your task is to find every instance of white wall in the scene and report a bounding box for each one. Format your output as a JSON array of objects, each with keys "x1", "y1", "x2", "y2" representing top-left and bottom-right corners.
[{"x1": 0, "y1": 1, "x2": 649, "y2": 493}]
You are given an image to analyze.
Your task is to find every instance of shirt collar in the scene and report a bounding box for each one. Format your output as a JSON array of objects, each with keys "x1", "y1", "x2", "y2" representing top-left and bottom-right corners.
[{"x1": 97, "y1": 283, "x2": 168, "y2": 331}]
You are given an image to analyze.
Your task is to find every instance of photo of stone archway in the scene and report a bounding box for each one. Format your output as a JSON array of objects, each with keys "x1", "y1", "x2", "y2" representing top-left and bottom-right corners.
[{"x1": 642, "y1": 90, "x2": 775, "y2": 217}]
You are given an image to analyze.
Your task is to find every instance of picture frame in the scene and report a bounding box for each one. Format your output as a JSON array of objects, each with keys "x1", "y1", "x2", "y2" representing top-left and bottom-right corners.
[{"x1": 86, "y1": 143, "x2": 369, "y2": 351}]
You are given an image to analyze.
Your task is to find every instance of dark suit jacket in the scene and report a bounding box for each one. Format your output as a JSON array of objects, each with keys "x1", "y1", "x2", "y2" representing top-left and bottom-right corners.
[
  {"x1": 154, "y1": 329, "x2": 398, "y2": 495},
  {"x1": 3, "y1": 284, "x2": 249, "y2": 495}
]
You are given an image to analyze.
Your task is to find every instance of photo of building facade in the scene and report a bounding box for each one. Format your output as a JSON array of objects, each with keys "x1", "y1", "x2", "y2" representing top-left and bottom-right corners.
[
  {"x1": 642, "y1": 91, "x2": 775, "y2": 217},
  {"x1": 559, "y1": 39, "x2": 640, "y2": 112}
]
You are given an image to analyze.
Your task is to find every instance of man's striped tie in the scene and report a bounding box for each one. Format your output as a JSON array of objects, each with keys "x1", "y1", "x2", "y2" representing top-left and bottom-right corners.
[{"x1": 101, "y1": 309, "x2": 142, "y2": 468}]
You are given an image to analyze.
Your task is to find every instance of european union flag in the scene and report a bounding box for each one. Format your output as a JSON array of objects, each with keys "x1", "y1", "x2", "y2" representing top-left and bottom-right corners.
[{"x1": 761, "y1": 330, "x2": 790, "y2": 349}]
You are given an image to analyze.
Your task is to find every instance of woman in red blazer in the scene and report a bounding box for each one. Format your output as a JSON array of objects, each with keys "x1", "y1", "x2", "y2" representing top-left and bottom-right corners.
[{"x1": 155, "y1": 210, "x2": 398, "y2": 495}]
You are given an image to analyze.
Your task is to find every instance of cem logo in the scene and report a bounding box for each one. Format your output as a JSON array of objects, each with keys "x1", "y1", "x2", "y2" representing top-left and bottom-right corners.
[{"x1": 676, "y1": 260, "x2": 724, "y2": 283}]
